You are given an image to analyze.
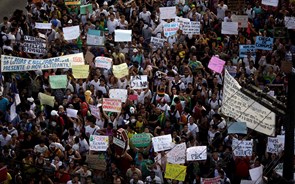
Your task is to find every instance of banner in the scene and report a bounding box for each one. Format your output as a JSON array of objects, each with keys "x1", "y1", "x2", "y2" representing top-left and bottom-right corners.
[
  {"x1": 63, "y1": 26, "x2": 80, "y2": 40},
  {"x1": 130, "y1": 133, "x2": 151, "y2": 148},
  {"x1": 227, "y1": 122, "x2": 247, "y2": 134},
  {"x1": 35, "y1": 23, "x2": 52, "y2": 29},
  {"x1": 109, "y1": 89, "x2": 128, "y2": 103},
  {"x1": 167, "y1": 143, "x2": 186, "y2": 164},
  {"x1": 152, "y1": 134, "x2": 173, "y2": 152},
  {"x1": 266, "y1": 136, "x2": 284, "y2": 154},
  {"x1": 38, "y1": 92, "x2": 55, "y2": 107},
  {"x1": 186, "y1": 146, "x2": 207, "y2": 161},
  {"x1": 65, "y1": 0, "x2": 81, "y2": 5},
  {"x1": 95, "y1": 56, "x2": 112, "y2": 69},
  {"x1": 80, "y1": 4, "x2": 93, "y2": 14},
  {"x1": 165, "y1": 163, "x2": 186, "y2": 182},
  {"x1": 208, "y1": 56, "x2": 225, "y2": 74},
  {"x1": 221, "y1": 70, "x2": 276, "y2": 136},
  {"x1": 239, "y1": 45, "x2": 256, "y2": 58},
  {"x1": 130, "y1": 75, "x2": 148, "y2": 89},
  {"x1": 89, "y1": 135, "x2": 109, "y2": 151},
  {"x1": 160, "y1": 6, "x2": 177, "y2": 20},
  {"x1": 221, "y1": 22, "x2": 238, "y2": 35},
  {"x1": 285, "y1": 17, "x2": 295, "y2": 29},
  {"x1": 163, "y1": 22, "x2": 179, "y2": 37},
  {"x1": 87, "y1": 29, "x2": 104, "y2": 46},
  {"x1": 232, "y1": 139, "x2": 253, "y2": 156},
  {"x1": 255, "y1": 36, "x2": 273, "y2": 50},
  {"x1": 49, "y1": 75, "x2": 67, "y2": 89},
  {"x1": 112, "y1": 63, "x2": 128, "y2": 79},
  {"x1": 201, "y1": 176, "x2": 221, "y2": 184},
  {"x1": 150, "y1": 37, "x2": 166, "y2": 48},
  {"x1": 114, "y1": 30, "x2": 132, "y2": 42},
  {"x1": 66, "y1": 108, "x2": 78, "y2": 118},
  {"x1": 72, "y1": 65, "x2": 89, "y2": 79},
  {"x1": 182, "y1": 21, "x2": 201, "y2": 35},
  {"x1": 262, "y1": 0, "x2": 278, "y2": 7},
  {"x1": 102, "y1": 98, "x2": 122, "y2": 113},
  {"x1": 232, "y1": 15, "x2": 248, "y2": 28}
]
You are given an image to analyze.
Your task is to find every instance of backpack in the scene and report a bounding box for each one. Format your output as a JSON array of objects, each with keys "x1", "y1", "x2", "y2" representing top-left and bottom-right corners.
[{"x1": 0, "y1": 33, "x2": 8, "y2": 48}]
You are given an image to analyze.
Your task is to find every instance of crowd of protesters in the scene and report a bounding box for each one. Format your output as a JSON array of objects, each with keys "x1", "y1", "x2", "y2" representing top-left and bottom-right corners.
[{"x1": 0, "y1": 0, "x2": 294, "y2": 183}]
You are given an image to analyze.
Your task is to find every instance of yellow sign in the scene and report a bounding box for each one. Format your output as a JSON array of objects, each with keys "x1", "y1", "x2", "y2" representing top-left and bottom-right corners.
[
  {"x1": 72, "y1": 65, "x2": 89, "y2": 79},
  {"x1": 164, "y1": 163, "x2": 187, "y2": 182},
  {"x1": 112, "y1": 63, "x2": 128, "y2": 79},
  {"x1": 38, "y1": 92, "x2": 55, "y2": 107}
]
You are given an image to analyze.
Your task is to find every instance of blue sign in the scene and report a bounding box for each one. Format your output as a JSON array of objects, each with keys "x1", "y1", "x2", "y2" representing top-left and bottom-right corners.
[
  {"x1": 239, "y1": 45, "x2": 256, "y2": 58},
  {"x1": 228, "y1": 122, "x2": 247, "y2": 134},
  {"x1": 255, "y1": 36, "x2": 273, "y2": 51},
  {"x1": 163, "y1": 22, "x2": 179, "y2": 37}
]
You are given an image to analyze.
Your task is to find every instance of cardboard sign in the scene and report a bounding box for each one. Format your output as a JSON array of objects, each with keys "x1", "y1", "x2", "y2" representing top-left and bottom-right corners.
[
  {"x1": 262, "y1": 0, "x2": 278, "y2": 7},
  {"x1": 167, "y1": 143, "x2": 186, "y2": 164},
  {"x1": 80, "y1": 4, "x2": 93, "y2": 14},
  {"x1": 72, "y1": 65, "x2": 89, "y2": 79},
  {"x1": 163, "y1": 22, "x2": 179, "y2": 37},
  {"x1": 66, "y1": 108, "x2": 78, "y2": 118},
  {"x1": 102, "y1": 98, "x2": 122, "y2": 113},
  {"x1": 222, "y1": 70, "x2": 276, "y2": 136},
  {"x1": 63, "y1": 26, "x2": 80, "y2": 40},
  {"x1": 113, "y1": 128, "x2": 129, "y2": 156},
  {"x1": 239, "y1": 45, "x2": 256, "y2": 58},
  {"x1": 232, "y1": 15, "x2": 248, "y2": 28},
  {"x1": 89, "y1": 105, "x2": 101, "y2": 119},
  {"x1": 160, "y1": 6, "x2": 177, "y2": 20},
  {"x1": 89, "y1": 135, "x2": 109, "y2": 151},
  {"x1": 109, "y1": 89, "x2": 128, "y2": 103},
  {"x1": 112, "y1": 63, "x2": 128, "y2": 79},
  {"x1": 87, "y1": 29, "x2": 104, "y2": 46},
  {"x1": 255, "y1": 36, "x2": 273, "y2": 51},
  {"x1": 232, "y1": 139, "x2": 253, "y2": 156},
  {"x1": 182, "y1": 21, "x2": 201, "y2": 35},
  {"x1": 35, "y1": 23, "x2": 52, "y2": 29},
  {"x1": 221, "y1": 22, "x2": 238, "y2": 35},
  {"x1": 130, "y1": 133, "x2": 151, "y2": 148},
  {"x1": 266, "y1": 136, "x2": 284, "y2": 154},
  {"x1": 227, "y1": 122, "x2": 247, "y2": 134},
  {"x1": 95, "y1": 56, "x2": 112, "y2": 69},
  {"x1": 49, "y1": 75, "x2": 67, "y2": 89},
  {"x1": 114, "y1": 30, "x2": 132, "y2": 42},
  {"x1": 208, "y1": 56, "x2": 225, "y2": 74},
  {"x1": 130, "y1": 75, "x2": 148, "y2": 89},
  {"x1": 201, "y1": 177, "x2": 221, "y2": 184},
  {"x1": 86, "y1": 154, "x2": 107, "y2": 171},
  {"x1": 150, "y1": 37, "x2": 166, "y2": 48},
  {"x1": 285, "y1": 17, "x2": 295, "y2": 29},
  {"x1": 152, "y1": 134, "x2": 173, "y2": 152},
  {"x1": 38, "y1": 92, "x2": 55, "y2": 107},
  {"x1": 186, "y1": 146, "x2": 207, "y2": 161},
  {"x1": 85, "y1": 51, "x2": 95, "y2": 64},
  {"x1": 165, "y1": 163, "x2": 186, "y2": 182}
]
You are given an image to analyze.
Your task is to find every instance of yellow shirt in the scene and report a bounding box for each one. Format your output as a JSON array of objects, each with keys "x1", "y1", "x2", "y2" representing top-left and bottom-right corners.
[{"x1": 4, "y1": 173, "x2": 12, "y2": 184}]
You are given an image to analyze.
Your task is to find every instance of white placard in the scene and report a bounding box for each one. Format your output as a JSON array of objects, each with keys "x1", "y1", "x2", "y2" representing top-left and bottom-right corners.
[
  {"x1": 130, "y1": 75, "x2": 148, "y2": 89},
  {"x1": 186, "y1": 146, "x2": 207, "y2": 161},
  {"x1": 150, "y1": 37, "x2": 166, "y2": 48},
  {"x1": 285, "y1": 17, "x2": 295, "y2": 29},
  {"x1": 266, "y1": 136, "x2": 284, "y2": 154},
  {"x1": 109, "y1": 89, "x2": 128, "y2": 103},
  {"x1": 63, "y1": 26, "x2": 80, "y2": 40},
  {"x1": 232, "y1": 139, "x2": 253, "y2": 156},
  {"x1": 66, "y1": 108, "x2": 78, "y2": 118},
  {"x1": 152, "y1": 135, "x2": 173, "y2": 152},
  {"x1": 35, "y1": 23, "x2": 52, "y2": 29},
  {"x1": 175, "y1": 16, "x2": 190, "y2": 30},
  {"x1": 114, "y1": 30, "x2": 132, "y2": 42},
  {"x1": 160, "y1": 6, "x2": 177, "y2": 20},
  {"x1": 221, "y1": 22, "x2": 238, "y2": 35},
  {"x1": 249, "y1": 165, "x2": 263, "y2": 183},
  {"x1": 10, "y1": 103, "x2": 17, "y2": 121},
  {"x1": 232, "y1": 15, "x2": 248, "y2": 28},
  {"x1": 167, "y1": 143, "x2": 186, "y2": 164},
  {"x1": 182, "y1": 21, "x2": 200, "y2": 35},
  {"x1": 262, "y1": 0, "x2": 278, "y2": 7},
  {"x1": 221, "y1": 70, "x2": 276, "y2": 136},
  {"x1": 89, "y1": 135, "x2": 109, "y2": 151}
]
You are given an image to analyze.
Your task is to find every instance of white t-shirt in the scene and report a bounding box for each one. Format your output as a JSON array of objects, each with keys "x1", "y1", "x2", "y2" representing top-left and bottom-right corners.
[
  {"x1": 139, "y1": 11, "x2": 151, "y2": 23},
  {"x1": 85, "y1": 125, "x2": 100, "y2": 137},
  {"x1": 0, "y1": 134, "x2": 11, "y2": 147},
  {"x1": 188, "y1": 123, "x2": 199, "y2": 136},
  {"x1": 217, "y1": 4, "x2": 228, "y2": 20},
  {"x1": 89, "y1": 79, "x2": 100, "y2": 90},
  {"x1": 34, "y1": 144, "x2": 48, "y2": 154},
  {"x1": 107, "y1": 19, "x2": 119, "y2": 34}
]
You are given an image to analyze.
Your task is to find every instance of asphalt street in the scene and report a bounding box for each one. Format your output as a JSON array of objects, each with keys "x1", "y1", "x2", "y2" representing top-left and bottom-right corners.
[{"x1": 0, "y1": 0, "x2": 27, "y2": 21}]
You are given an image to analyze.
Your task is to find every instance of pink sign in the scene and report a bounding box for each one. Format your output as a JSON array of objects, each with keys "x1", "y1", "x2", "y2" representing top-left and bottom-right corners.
[{"x1": 208, "y1": 56, "x2": 225, "y2": 74}]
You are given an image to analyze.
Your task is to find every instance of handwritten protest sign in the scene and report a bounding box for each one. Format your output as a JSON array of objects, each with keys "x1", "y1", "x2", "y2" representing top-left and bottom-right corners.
[
  {"x1": 86, "y1": 154, "x2": 107, "y2": 171},
  {"x1": 109, "y1": 89, "x2": 128, "y2": 103},
  {"x1": 72, "y1": 65, "x2": 89, "y2": 79},
  {"x1": 38, "y1": 92, "x2": 55, "y2": 107},
  {"x1": 85, "y1": 51, "x2": 94, "y2": 64},
  {"x1": 208, "y1": 56, "x2": 225, "y2": 74},
  {"x1": 128, "y1": 95, "x2": 138, "y2": 101},
  {"x1": 241, "y1": 180, "x2": 255, "y2": 184},
  {"x1": 80, "y1": 4, "x2": 93, "y2": 14},
  {"x1": 160, "y1": 6, "x2": 176, "y2": 20},
  {"x1": 222, "y1": 70, "x2": 276, "y2": 136},
  {"x1": 114, "y1": 30, "x2": 132, "y2": 42},
  {"x1": 102, "y1": 98, "x2": 122, "y2": 113},
  {"x1": 222, "y1": 22, "x2": 238, "y2": 35},
  {"x1": 262, "y1": 0, "x2": 278, "y2": 7},
  {"x1": 201, "y1": 176, "x2": 221, "y2": 184},
  {"x1": 165, "y1": 163, "x2": 186, "y2": 181},
  {"x1": 152, "y1": 134, "x2": 173, "y2": 152},
  {"x1": 95, "y1": 56, "x2": 112, "y2": 69},
  {"x1": 89, "y1": 105, "x2": 101, "y2": 119},
  {"x1": 66, "y1": 108, "x2": 78, "y2": 118},
  {"x1": 130, "y1": 133, "x2": 151, "y2": 148},
  {"x1": 239, "y1": 45, "x2": 256, "y2": 58},
  {"x1": 182, "y1": 21, "x2": 200, "y2": 35},
  {"x1": 23, "y1": 36, "x2": 47, "y2": 55},
  {"x1": 35, "y1": 23, "x2": 52, "y2": 29},
  {"x1": 112, "y1": 63, "x2": 128, "y2": 79},
  {"x1": 130, "y1": 75, "x2": 148, "y2": 89},
  {"x1": 249, "y1": 165, "x2": 263, "y2": 183},
  {"x1": 65, "y1": 0, "x2": 81, "y2": 5},
  {"x1": 285, "y1": 17, "x2": 295, "y2": 29},
  {"x1": 167, "y1": 143, "x2": 186, "y2": 164},
  {"x1": 49, "y1": 75, "x2": 67, "y2": 89},
  {"x1": 232, "y1": 15, "x2": 248, "y2": 28},
  {"x1": 267, "y1": 136, "x2": 284, "y2": 154},
  {"x1": 175, "y1": 16, "x2": 190, "y2": 30},
  {"x1": 163, "y1": 22, "x2": 179, "y2": 37},
  {"x1": 255, "y1": 36, "x2": 273, "y2": 51},
  {"x1": 232, "y1": 139, "x2": 253, "y2": 156},
  {"x1": 150, "y1": 37, "x2": 166, "y2": 48},
  {"x1": 87, "y1": 29, "x2": 104, "y2": 46},
  {"x1": 228, "y1": 122, "x2": 247, "y2": 134},
  {"x1": 63, "y1": 26, "x2": 80, "y2": 40},
  {"x1": 186, "y1": 146, "x2": 207, "y2": 161},
  {"x1": 89, "y1": 135, "x2": 109, "y2": 151}
]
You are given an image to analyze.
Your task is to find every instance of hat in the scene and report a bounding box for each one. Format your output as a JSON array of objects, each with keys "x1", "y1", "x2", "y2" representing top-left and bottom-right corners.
[
  {"x1": 133, "y1": 48, "x2": 138, "y2": 53},
  {"x1": 27, "y1": 97, "x2": 34, "y2": 102},
  {"x1": 58, "y1": 105, "x2": 64, "y2": 109},
  {"x1": 103, "y1": 1, "x2": 108, "y2": 6},
  {"x1": 51, "y1": 110, "x2": 59, "y2": 116},
  {"x1": 68, "y1": 19, "x2": 73, "y2": 24}
]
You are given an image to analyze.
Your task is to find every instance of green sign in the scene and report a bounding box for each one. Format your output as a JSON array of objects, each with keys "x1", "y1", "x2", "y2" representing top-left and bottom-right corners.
[
  {"x1": 131, "y1": 133, "x2": 151, "y2": 148},
  {"x1": 49, "y1": 75, "x2": 67, "y2": 89},
  {"x1": 80, "y1": 4, "x2": 93, "y2": 14}
]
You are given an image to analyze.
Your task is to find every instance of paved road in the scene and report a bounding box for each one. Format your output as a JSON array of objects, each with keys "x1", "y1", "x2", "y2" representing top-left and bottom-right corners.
[{"x1": 0, "y1": 0, "x2": 27, "y2": 21}]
